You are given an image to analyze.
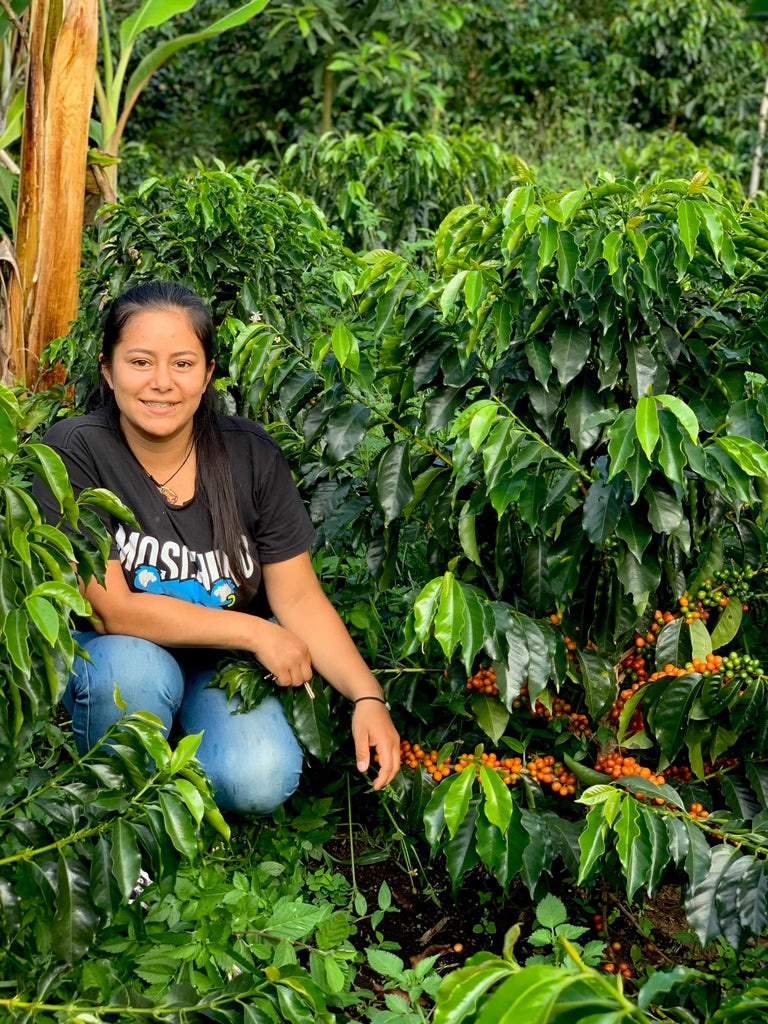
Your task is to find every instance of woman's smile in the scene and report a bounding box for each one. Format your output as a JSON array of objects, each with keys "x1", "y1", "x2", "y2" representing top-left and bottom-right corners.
[{"x1": 100, "y1": 309, "x2": 214, "y2": 444}]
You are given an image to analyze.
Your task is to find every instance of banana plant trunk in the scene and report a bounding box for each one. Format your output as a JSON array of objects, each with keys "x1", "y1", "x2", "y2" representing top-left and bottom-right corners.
[{"x1": 5, "y1": 0, "x2": 97, "y2": 386}]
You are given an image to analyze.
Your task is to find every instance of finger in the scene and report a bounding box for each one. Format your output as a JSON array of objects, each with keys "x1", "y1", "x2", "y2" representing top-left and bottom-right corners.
[{"x1": 353, "y1": 723, "x2": 370, "y2": 774}]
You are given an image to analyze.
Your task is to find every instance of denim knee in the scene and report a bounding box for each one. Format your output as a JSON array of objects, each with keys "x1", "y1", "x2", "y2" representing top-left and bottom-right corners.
[
  {"x1": 178, "y1": 680, "x2": 303, "y2": 816},
  {"x1": 66, "y1": 632, "x2": 185, "y2": 754}
]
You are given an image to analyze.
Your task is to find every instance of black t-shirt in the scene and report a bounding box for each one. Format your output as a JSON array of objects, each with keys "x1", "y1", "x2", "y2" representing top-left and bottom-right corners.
[{"x1": 33, "y1": 408, "x2": 317, "y2": 618}]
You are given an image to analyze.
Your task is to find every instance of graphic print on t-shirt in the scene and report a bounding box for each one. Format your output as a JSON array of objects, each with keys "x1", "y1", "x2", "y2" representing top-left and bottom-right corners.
[{"x1": 114, "y1": 523, "x2": 255, "y2": 608}]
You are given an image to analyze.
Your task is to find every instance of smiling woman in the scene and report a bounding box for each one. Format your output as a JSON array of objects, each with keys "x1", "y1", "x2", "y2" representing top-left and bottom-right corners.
[{"x1": 32, "y1": 281, "x2": 400, "y2": 815}]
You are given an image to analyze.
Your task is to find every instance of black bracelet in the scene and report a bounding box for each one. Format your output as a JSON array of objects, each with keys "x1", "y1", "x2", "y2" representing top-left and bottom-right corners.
[{"x1": 352, "y1": 696, "x2": 391, "y2": 710}]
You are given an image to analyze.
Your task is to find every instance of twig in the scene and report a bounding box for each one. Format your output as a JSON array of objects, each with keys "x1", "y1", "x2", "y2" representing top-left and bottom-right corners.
[
  {"x1": 606, "y1": 891, "x2": 676, "y2": 966},
  {"x1": 418, "y1": 914, "x2": 450, "y2": 946},
  {"x1": 0, "y1": 0, "x2": 27, "y2": 46}
]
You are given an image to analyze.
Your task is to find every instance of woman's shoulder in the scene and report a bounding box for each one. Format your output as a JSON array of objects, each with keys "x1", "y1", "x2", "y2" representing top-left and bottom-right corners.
[
  {"x1": 42, "y1": 408, "x2": 116, "y2": 450},
  {"x1": 217, "y1": 414, "x2": 282, "y2": 455}
]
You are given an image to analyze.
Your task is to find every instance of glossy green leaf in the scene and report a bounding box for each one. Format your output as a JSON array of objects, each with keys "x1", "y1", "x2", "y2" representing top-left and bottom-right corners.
[
  {"x1": 331, "y1": 324, "x2": 360, "y2": 372},
  {"x1": 635, "y1": 395, "x2": 659, "y2": 460},
  {"x1": 51, "y1": 853, "x2": 99, "y2": 964},
  {"x1": 676, "y1": 200, "x2": 700, "y2": 258},
  {"x1": 25, "y1": 595, "x2": 59, "y2": 645},
  {"x1": 375, "y1": 442, "x2": 414, "y2": 524},
  {"x1": 291, "y1": 684, "x2": 333, "y2": 760},
  {"x1": 479, "y1": 764, "x2": 513, "y2": 834},
  {"x1": 472, "y1": 694, "x2": 509, "y2": 744},
  {"x1": 444, "y1": 762, "x2": 476, "y2": 839},
  {"x1": 576, "y1": 650, "x2": 616, "y2": 720},
  {"x1": 550, "y1": 323, "x2": 591, "y2": 386},
  {"x1": 715, "y1": 435, "x2": 768, "y2": 476},
  {"x1": 158, "y1": 790, "x2": 198, "y2": 859},
  {"x1": 433, "y1": 572, "x2": 466, "y2": 660},
  {"x1": 110, "y1": 820, "x2": 142, "y2": 900}
]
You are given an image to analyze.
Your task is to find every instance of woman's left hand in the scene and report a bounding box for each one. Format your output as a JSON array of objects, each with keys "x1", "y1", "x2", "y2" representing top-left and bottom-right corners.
[{"x1": 351, "y1": 700, "x2": 401, "y2": 790}]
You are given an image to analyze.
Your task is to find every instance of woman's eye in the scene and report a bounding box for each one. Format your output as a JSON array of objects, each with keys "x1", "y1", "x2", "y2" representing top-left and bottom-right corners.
[{"x1": 132, "y1": 359, "x2": 150, "y2": 367}]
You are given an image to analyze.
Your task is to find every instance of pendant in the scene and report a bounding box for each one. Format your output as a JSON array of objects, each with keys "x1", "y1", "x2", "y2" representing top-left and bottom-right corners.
[{"x1": 158, "y1": 484, "x2": 179, "y2": 505}]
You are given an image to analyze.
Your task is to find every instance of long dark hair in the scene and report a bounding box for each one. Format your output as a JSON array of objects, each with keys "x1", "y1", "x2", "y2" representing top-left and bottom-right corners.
[{"x1": 98, "y1": 281, "x2": 250, "y2": 588}]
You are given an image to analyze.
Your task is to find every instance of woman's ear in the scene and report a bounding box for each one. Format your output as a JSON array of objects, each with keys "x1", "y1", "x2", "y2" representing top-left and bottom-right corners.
[
  {"x1": 99, "y1": 355, "x2": 114, "y2": 390},
  {"x1": 205, "y1": 360, "x2": 215, "y2": 390}
]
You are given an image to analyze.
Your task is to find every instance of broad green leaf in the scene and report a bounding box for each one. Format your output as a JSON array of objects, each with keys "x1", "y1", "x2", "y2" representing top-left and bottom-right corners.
[
  {"x1": 330, "y1": 324, "x2": 360, "y2": 372},
  {"x1": 458, "y1": 506, "x2": 481, "y2": 566},
  {"x1": 28, "y1": 581, "x2": 90, "y2": 617},
  {"x1": 576, "y1": 650, "x2": 616, "y2": 720},
  {"x1": 472, "y1": 694, "x2": 509, "y2": 744},
  {"x1": 578, "y1": 804, "x2": 607, "y2": 884},
  {"x1": 433, "y1": 572, "x2": 466, "y2": 660},
  {"x1": 324, "y1": 403, "x2": 370, "y2": 462},
  {"x1": 120, "y1": 0, "x2": 197, "y2": 50},
  {"x1": 550, "y1": 323, "x2": 591, "y2": 386},
  {"x1": 688, "y1": 618, "x2": 712, "y2": 661},
  {"x1": 646, "y1": 672, "x2": 703, "y2": 761},
  {"x1": 25, "y1": 595, "x2": 59, "y2": 645},
  {"x1": 174, "y1": 778, "x2": 205, "y2": 824},
  {"x1": 614, "y1": 797, "x2": 652, "y2": 900},
  {"x1": 654, "y1": 617, "x2": 690, "y2": 669},
  {"x1": 28, "y1": 444, "x2": 76, "y2": 516},
  {"x1": 440, "y1": 270, "x2": 469, "y2": 319},
  {"x1": 479, "y1": 764, "x2": 513, "y2": 834},
  {"x1": 556, "y1": 229, "x2": 579, "y2": 293},
  {"x1": 602, "y1": 231, "x2": 623, "y2": 275},
  {"x1": 158, "y1": 791, "x2": 198, "y2": 859},
  {"x1": 78, "y1": 487, "x2": 140, "y2": 527},
  {"x1": 413, "y1": 577, "x2": 443, "y2": 641},
  {"x1": 110, "y1": 820, "x2": 142, "y2": 900},
  {"x1": 635, "y1": 395, "x2": 659, "y2": 460},
  {"x1": 291, "y1": 684, "x2": 333, "y2": 760},
  {"x1": 535, "y1": 893, "x2": 567, "y2": 929},
  {"x1": 715, "y1": 435, "x2": 768, "y2": 476},
  {"x1": 676, "y1": 200, "x2": 700, "y2": 258},
  {"x1": 607, "y1": 409, "x2": 637, "y2": 479},
  {"x1": 638, "y1": 966, "x2": 700, "y2": 1012},
  {"x1": 685, "y1": 845, "x2": 737, "y2": 946},
  {"x1": 51, "y1": 854, "x2": 99, "y2": 964},
  {"x1": 444, "y1": 762, "x2": 476, "y2": 839},
  {"x1": 433, "y1": 960, "x2": 514, "y2": 1024},
  {"x1": 444, "y1": 801, "x2": 481, "y2": 886},
  {"x1": 464, "y1": 270, "x2": 484, "y2": 312},
  {"x1": 4, "y1": 608, "x2": 31, "y2": 675},
  {"x1": 375, "y1": 443, "x2": 414, "y2": 524}
]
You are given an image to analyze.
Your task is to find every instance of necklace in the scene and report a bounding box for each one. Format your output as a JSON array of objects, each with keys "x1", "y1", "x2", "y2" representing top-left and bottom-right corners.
[{"x1": 146, "y1": 443, "x2": 194, "y2": 505}]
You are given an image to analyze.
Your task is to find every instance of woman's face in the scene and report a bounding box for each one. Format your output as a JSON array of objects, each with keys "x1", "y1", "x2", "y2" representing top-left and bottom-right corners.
[{"x1": 100, "y1": 308, "x2": 214, "y2": 445}]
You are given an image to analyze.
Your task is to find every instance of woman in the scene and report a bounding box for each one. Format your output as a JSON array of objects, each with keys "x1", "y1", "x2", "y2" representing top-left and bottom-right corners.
[{"x1": 34, "y1": 281, "x2": 400, "y2": 814}]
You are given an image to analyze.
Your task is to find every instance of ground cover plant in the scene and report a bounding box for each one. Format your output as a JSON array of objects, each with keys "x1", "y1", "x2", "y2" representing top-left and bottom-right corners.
[{"x1": 5, "y1": 148, "x2": 768, "y2": 1021}]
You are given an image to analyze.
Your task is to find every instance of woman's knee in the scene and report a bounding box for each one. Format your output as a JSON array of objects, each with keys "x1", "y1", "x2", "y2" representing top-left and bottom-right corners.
[
  {"x1": 179, "y1": 690, "x2": 303, "y2": 815},
  {"x1": 67, "y1": 634, "x2": 185, "y2": 750}
]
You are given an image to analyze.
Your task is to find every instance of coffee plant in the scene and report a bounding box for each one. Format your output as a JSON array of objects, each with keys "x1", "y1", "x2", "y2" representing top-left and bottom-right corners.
[{"x1": 21, "y1": 156, "x2": 768, "y2": 1019}]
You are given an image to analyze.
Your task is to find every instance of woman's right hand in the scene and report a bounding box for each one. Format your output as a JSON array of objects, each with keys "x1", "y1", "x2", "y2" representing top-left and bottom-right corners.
[{"x1": 251, "y1": 618, "x2": 313, "y2": 688}]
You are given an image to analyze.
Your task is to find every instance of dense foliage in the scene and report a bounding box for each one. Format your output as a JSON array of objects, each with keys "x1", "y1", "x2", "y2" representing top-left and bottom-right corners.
[
  {"x1": 4, "y1": 154, "x2": 762, "y2": 1019},
  {"x1": 4, "y1": 0, "x2": 768, "y2": 1017}
]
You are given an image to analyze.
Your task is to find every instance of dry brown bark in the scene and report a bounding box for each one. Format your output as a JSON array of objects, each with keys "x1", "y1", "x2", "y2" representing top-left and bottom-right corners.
[{"x1": 5, "y1": 0, "x2": 97, "y2": 386}]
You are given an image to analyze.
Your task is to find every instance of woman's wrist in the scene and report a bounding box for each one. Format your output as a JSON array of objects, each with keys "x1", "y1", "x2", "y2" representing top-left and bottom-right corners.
[{"x1": 352, "y1": 695, "x2": 391, "y2": 710}]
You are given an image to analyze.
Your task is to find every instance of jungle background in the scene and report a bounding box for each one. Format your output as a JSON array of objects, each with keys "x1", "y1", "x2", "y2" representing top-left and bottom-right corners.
[{"x1": 3, "y1": 1, "x2": 768, "y2": 1021}]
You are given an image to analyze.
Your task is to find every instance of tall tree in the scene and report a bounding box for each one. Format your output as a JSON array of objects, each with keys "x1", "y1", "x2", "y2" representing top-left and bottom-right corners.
[{"x1": 5, "y1": 0, "x2": 97, "y2": 386}]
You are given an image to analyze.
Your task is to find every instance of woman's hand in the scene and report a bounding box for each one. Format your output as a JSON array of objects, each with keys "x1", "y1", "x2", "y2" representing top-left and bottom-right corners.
[
  {"x1": 351, "y1": 700, "x2": 401, "y2": 790},
  {"x1": 250, "y1": 618, "x2": 313, "y2": 688}
]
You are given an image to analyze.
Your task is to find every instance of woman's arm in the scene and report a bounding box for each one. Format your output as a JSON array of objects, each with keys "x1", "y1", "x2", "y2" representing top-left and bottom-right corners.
[
  {"x1": 83, "y1": 561, "x2": 314, "y2": 685},
  {"x1": 261, "y1": 553, "x2": 401, "y2": 790}
]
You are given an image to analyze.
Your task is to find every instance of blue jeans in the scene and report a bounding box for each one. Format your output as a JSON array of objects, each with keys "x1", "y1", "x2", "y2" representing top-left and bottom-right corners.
[{"x1": 65, "y1": 632, "x2": 303, "y2": 815}]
